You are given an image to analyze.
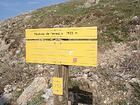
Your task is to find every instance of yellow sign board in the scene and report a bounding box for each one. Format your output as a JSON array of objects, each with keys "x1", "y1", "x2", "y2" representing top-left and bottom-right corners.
[
  {"x1": 26, "y1": 41, "x2": 97, "y2": 66},
  {"x1": 26, "y1": 27, "x2": 97, "y2": 67},
  {"x1": 52, "y1": 77, "x2": 63, "y2": 95},
  {"x1": 26, "y1": 27, "x2": 97, "y2": 39}
]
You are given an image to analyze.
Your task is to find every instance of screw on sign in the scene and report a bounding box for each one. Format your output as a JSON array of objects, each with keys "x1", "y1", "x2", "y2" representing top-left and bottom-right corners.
[
  {"x1": 73, "y1": 58, "x2": 77, "y2": 63},
  {"x1": 52, "y1": 77, "x2": 63, "y2": 95},
  {"x1": 25, "y1": 27, "x2": 97, "y2": 105}
]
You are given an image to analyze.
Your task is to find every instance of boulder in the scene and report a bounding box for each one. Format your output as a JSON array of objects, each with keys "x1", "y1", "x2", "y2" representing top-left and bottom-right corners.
[
  {"x1": 131, "y1": 16, "x2": 139, "y2": 22},
  {"x1": 0, "y1": 40, "x2": 10, "y2": 52},
  {"x1": 0, "y1": 93, "x2": 12, "y2": 105},
  {"x1": 17, "y1": 77, "x2": 48, "y2": 105},
  {"x1": 42, "y1": 88, "x2": 53, "y2": 105},
  {"x1": 84, "y1": 0, "x2": 100, "y2": 8},
  {"x1": 4, "y1": 85, "x2": 16, "y2": 93}
]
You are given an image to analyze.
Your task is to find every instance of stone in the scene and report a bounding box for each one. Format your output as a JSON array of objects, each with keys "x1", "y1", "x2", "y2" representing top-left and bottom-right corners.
[
  {"x1": 4, "y1": 85, "x2": 13, "y2": 93},
  {"x1": 37, "y1": 64, "x2": 44, "y2": 71},
  {"x1": 17, "y1": 77, "x2": 48, "y2": 105},
  {"x1": 0, "y1": 93, "x2": 12, "y2": 105},
  {"x1": 131, "y1": 16, "x2": 139, "y2": 21},
  {"x1": 42, "y1": 88, "x2": 53, "y2": 100},
  {"x1": 131, "y1": 16, "x2": 139, "y2": 25},
  {"x1": 83, "y1": 69, "x2": 91, "y2": 73},
  {"x1": 23, "y1": 15, "x2": 31, "y2": 22},
  {"x1": 0, "y1": 40, "x2": 10, "y2": 52},
  {"x1": 82, "y1": 74, "x2": 88, "y2": 79},
  {"x1": 53, "y1": 24, "x2": 64, "y2": 28},
  {"x1": 50, "y1": 67, "x2": 55, "y2": 70},
  {"x1": 135, "y1": 25, "x2": 140, "y2": 32},
  {"x1": 129, "y1": 78, "x2": 140, "y2": 85},
  {"x1": 84, "y1": 2, "x2": 92, "y2": 8},
  {"x1": 16, "y1": 49, "x2": 21, "y2": 55},
  {"x1": 42, "y1": 88, "x2": 53, "y2": 105},
  {"x1": 84, "y1": 0, "x2": 100, "y2": 8},
  {"x1": 91, "y1": 81, "x2": 98, "y2": 89},
  {"x1": 0, "y1": 30, "x2": 2, "y2": 34}
]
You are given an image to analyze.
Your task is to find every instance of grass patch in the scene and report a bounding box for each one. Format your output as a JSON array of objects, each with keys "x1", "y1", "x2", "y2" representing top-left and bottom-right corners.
[
  {"x1": 27, "y1": 91, "x2": 44, "y2": 105},
  {"x1": 69, "y1": 79, "x2": 80, "y2": 89}
]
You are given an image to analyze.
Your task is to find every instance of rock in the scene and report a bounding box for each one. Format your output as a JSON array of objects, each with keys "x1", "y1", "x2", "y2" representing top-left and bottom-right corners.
[
  {"x1": 42, "y1": 88, "x2": 53, "y2": 100},
  {"x1": 129, "y1": 78, "x2": 140, "y2": 85},
  {"x1": 82, "y1": 74, "x2": 88, "y2": 79},
  {"x1": 50, "y1": 67, "x2": 55, "y2": 70},
  {"x1": 0, "y1": 40, "x2": 10, "y2": 52},
  {"x1": 17, "y1": 77, "x2": 48, "y2": 105},
  {"x1": 131, "y1": 16, "x2": 139, "y2": 22},
  {"x1": 0, "y1": 30, "x2": 2, "y2": 34},
  {"x1": 4, "y1": 85, "x2": 15, "y2": 93},
  {"x1": 104, "y1": 98, "x2": 110, "y2": 104},
  {"x1": 84, "y1": 2, "x2": 92, "y2": 8},
  {"x1": 83, "y1": 69, "x2": 91, "y2": 73},
  {"x1": 16, "y1": 49, "x2": 21, "y2": 55},
  {"x1": 135, "y1": 25, "x2": 140, "y2": 30},
  {"x1": 42, "y1": 88, "x2": 53, "y2": 105},
  {"x1": 53, "y1": 24, "x2": 64, "y2": 28},
  {"x1": 84, "y1": 0, "x2": 100, "y2": 8},
  {"x1": 0, "y1": 93, "x2": 12, "y2": 105},
  {"x1": 23, "y1": 15, "x2": 31, "y2": 22},
  {"x1": 36, "y1": 65, "x2": 44, "y2": 72},
  {"x1": 4, "y1": 85, "x2": 12, "y2": 93},
  {"x1": 131, "y1": 16, "x2": 139, "y2": 25},
  {"x1": 91, "y1": 81, "x2": 98, "y2": 89}
]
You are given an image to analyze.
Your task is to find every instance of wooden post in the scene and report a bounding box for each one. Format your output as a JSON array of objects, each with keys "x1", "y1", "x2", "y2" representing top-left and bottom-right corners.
[{"x1": 54, "y1": 65, "x2": 69, "y2": 105}]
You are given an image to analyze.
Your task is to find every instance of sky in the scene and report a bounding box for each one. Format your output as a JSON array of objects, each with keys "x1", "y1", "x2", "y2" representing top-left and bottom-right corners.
[{"x1": 0, "y1": 0, "x2": 67, "y2": 20}]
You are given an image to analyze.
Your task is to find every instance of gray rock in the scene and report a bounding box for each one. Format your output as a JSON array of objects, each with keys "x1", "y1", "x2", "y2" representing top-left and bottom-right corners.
[
  {"x1": 84, "y1": 0, "x2": 100, "y2": 8},
  {"x1": 0, "y1": 40, "x2": 10, "y2": 52},
  {"x1": 17, "y1": 77, "x2": 48, "y2": 105},
  {"x1": 0, "y1": 30, "x2": 2, "y2": 34},
  {"x1": 83, "y1": 69, "x2": 91, "y2": 73},
  {"x1": 129, "y1": 78, "x2": 140, "y2": 85},
  {"x1": 84, "y1": 2, "x2": 92, "y2": 8},
  {"x1": 42, "y1": 88, "x2": 53, "y2": 105},
  {"x1": 0, "y1": 93, "x2": 12, "y2": 105},
  {"x1": 53, "y1": 24, "x2": 64, "y2": 28},
  {"x1": 4, "y1": 85, "x2": 14, "y2": 93},
  {"x1": 131, "y1": 16, "x2": 139, "y2": 21},
  {"x1": 135, "y1": 25, "x2": 140, "y2": 32}
]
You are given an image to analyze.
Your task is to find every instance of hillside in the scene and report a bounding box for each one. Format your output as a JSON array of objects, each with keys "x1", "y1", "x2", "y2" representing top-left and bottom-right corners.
[{"x1": 0, "y1": 0, "x2": 140, "y2": 105}]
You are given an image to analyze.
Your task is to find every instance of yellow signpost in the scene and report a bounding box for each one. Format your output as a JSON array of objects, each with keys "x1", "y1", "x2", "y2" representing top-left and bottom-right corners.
[
  {"x1": 26, "y1": 41, "x2": 97, "y2": 66},
  {"x1": 52, "y1": 77, "x2": 63, "y2": 95},
  {"x1": 25, "y1": 27, "x2": 97, "y2": 105},
  {"x1": 26, "y1": 27, "x2": 97, "y2": 39},
  {"x1": 26, "y1": 27, "x2": 97, "y2": 66}
]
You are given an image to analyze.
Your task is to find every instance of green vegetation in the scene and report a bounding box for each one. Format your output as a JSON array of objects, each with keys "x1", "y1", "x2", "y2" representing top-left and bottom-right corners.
[
  {"x1": 27, "y1": 91, "x2": 44, "y2": 105},
  {"x1": 14, "y1": 90, "x2": 23, "y2": 99},
  {"x1": 69, "y1": 79, "x2": 80, "y2": 89}
]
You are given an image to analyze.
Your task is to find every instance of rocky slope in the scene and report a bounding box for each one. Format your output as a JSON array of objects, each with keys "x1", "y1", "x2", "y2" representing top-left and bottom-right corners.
[{"x1": 0, "y1": 0, "x2": 140, "y2": 105}]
